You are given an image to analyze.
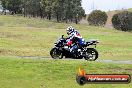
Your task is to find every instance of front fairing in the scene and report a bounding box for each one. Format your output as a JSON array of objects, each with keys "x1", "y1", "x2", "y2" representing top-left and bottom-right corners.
[{"x1": 55, "y1": 38, "x2": 66, "y2": 47}]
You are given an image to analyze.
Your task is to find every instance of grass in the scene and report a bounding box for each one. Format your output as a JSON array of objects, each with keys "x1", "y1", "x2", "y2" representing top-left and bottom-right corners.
[
  {"x1": 0, "y1": 15, "x2": 132, "y2": 88},
  {"x1": 0, "y1": 15, "x2": 132, "y2": 60},
  {"x1": 0, "y1": 56, "x2": 132, "y2": 88}
]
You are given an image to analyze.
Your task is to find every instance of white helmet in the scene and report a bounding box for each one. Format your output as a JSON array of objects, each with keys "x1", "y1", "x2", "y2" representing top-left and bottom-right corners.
[{"x1": 66, "y1": 26, "x2": 74, "y2": 35}]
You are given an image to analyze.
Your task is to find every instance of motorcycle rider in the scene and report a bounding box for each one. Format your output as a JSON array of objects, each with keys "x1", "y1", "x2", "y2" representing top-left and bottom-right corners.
[{"x1": 66, "y1": 26, "x2": 85, "y2": 56}]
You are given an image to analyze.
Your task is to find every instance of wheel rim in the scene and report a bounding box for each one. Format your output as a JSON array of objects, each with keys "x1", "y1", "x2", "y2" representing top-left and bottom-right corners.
[
  {"x1": 85, "y1": 50, "x2": 96, "y2": 61},
  {"x1": 52, "y1": 49, "x2": 62, "y2": 59}
]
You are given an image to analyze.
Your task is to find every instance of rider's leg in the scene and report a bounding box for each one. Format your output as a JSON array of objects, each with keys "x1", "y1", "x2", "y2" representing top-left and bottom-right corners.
[
  {"x1": 70, "y1": 45, "x2": 78, "y2": 53},
  {"x1": 79, "y1": 38, "x2": 85, "y2": 47}
]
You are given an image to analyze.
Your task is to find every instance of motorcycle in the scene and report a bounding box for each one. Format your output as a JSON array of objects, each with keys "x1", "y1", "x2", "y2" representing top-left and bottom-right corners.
[{"x1": 50, "y1": 35, "x2": 99, "y2": 61}]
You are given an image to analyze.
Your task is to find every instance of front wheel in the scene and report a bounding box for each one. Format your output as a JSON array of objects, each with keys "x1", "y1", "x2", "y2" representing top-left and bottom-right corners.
[
  {"x1": 84, "y1": 48, "x2": 98, "y2": 61},
  {"x1": 50, "y1": 48, "x2": 63, "y2": 59}
]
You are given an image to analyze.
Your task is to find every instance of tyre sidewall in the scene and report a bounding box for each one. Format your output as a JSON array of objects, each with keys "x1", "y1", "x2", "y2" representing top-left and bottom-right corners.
[
  {"x1": 50, "y1": 47, "x2": 63, "y2": 59},
  {"x1": 85, "y1": 48, "x2": 98, "y2": 61}
]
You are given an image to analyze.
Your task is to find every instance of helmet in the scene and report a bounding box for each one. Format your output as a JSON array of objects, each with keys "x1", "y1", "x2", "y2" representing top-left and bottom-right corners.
[{"x1": 66, "y1": 26, "x2": 74, "y2": 35}]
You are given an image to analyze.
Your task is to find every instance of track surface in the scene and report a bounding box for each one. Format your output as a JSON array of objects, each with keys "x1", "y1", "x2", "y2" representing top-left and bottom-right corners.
[{"x1": 18, "y1": 56, "x2": 132, "y2": 64}]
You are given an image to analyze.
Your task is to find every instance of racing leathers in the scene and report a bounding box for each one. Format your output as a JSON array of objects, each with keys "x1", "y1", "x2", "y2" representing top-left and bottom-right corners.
[{"x1": 66, "y1": 30, "x2": 85, "y2": 54}]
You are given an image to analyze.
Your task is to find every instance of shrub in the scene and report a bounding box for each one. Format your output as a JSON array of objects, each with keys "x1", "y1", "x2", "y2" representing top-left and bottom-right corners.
[
  {"x1": 112, "y1": 11, "x2": 132, "y2": 31},
  {"x1": 87, "y1": 10, "x2": 108, "y2": 26}
]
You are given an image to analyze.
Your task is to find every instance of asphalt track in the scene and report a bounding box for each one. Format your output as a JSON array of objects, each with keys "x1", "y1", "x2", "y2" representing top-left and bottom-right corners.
[{"x1": 18, "y1": 56, "x2": 132, "y2": 64}]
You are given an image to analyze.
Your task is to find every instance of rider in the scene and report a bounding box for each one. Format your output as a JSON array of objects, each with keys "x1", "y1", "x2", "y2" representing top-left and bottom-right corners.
[{"x1": 66, "y1": 26, "x2": 85, "y2": 55}]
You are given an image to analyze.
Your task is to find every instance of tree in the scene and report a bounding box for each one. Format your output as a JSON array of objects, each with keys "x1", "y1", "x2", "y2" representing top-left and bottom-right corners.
[
  {"x1": 52, "y1": 0, "x2": 64, "y2": 22},
  {"x1": 45, "y1": 0, "x2": 54, "y2": 20},
  {"x1": 1, "y1": 0, "x2": 85, "y2": 23},
  {"x1": 6, "y1": 0, "x2": 22, "y2": 14},
  {"x1": 1, "y1": 0, "x2": 7, "y2": 14},
  {"x1": 88, "y1": 10, "x2": 108, "y2": 26},
  {"x1": 72, "y1": 0, "x2": 85, "y2": 24},
  {"x1": 112, "y1": 11, "x2": 132, "y2": 31}
]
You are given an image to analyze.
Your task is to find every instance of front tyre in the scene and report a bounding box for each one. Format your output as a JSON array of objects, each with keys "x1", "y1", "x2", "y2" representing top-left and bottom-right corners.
[
  {"x1": 50, "y1": 48, "x2": 63, "y2": 59},
  {"x1": 84, "y1": 48, "x2": 98, "y2": 61}
]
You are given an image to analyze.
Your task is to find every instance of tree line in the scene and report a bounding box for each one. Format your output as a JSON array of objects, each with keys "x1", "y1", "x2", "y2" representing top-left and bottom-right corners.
[
  {"x1": 0, "y1": 0, "x2": 85, "y2": 23},
  {"x1": 87, "y1": 10, "x2": 132, "y2": 31}
]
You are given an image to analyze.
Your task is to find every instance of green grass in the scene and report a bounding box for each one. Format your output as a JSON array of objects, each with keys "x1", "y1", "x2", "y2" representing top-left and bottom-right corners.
[
  {"x1": 0, "y1": 15, "x2": 132, "y2": 60},
  {"x1": 0, "y1": 15, "x2": 132, "y2": 88},
  {"x1": 0, "y1": 56, "x2": 132, "y2": 88}
]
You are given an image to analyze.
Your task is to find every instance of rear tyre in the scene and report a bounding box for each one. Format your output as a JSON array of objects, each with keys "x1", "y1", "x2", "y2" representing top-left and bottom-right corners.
[
  {"x1": 50, "y1": 48, "x2": 63, "y2": 59},
  {"x1": 84, "y1": 48, "x2": 98, "y2": 61}
]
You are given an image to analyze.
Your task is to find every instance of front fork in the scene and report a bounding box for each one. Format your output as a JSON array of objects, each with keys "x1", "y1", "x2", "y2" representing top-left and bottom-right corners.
[{"x1": 78, "y1": 47, "x2": 87, "y2": 57}]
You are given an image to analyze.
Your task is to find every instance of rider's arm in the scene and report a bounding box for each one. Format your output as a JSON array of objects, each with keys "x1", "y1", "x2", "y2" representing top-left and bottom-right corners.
[
  {"x1": 69, "y1": 33, "x2": 75, "y2": 40},
  {"x1": 66, "y1": 33, "x2": 75, "y2": 46}
]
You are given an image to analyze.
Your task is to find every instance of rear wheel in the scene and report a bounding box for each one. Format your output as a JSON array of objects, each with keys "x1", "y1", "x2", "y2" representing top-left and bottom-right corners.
[
  {"x1": 50, "y1": 48, "x2": 63, "y2": 59},
  {"x1": 84, "y1": 48, "x2": 98, "y2": 61}
]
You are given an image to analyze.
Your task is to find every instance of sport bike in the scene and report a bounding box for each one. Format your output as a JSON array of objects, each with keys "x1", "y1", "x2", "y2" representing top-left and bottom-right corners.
[{"x1": 50, "y1": 35, "x2": 99, "y2": 61}]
